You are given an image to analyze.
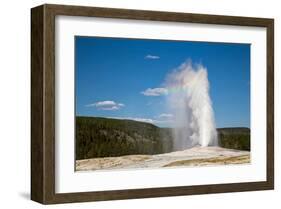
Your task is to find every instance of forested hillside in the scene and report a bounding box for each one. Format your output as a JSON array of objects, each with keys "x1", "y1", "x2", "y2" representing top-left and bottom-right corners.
[
  {"x1": 218, "y1": 127, "x2": 250, "y2": 151},
  {"x1": 76, "y1": 117, "x2": 173, "y2": 160}
]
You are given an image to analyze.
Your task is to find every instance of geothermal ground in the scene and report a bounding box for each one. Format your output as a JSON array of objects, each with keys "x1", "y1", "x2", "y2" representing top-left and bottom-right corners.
[{"x1": 76, "y1": 146, "x2": 250, "y2": 171}]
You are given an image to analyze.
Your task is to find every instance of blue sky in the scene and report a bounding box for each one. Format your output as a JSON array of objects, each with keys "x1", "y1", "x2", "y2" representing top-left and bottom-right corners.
[{"x1": 75, "y1": 36, "x2": 250, "y2": 128}]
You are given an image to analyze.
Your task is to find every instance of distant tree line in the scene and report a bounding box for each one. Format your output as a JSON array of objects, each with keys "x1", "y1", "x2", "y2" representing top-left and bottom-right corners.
[{"x1": 218, "y1": 127, "x2": 250, "y2": 151}]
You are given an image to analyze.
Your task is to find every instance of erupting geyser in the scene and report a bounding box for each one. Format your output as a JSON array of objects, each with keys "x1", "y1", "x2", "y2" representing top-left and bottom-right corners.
[{"x1": 166, "y1": 61, "x2": 218, "y2": 150}]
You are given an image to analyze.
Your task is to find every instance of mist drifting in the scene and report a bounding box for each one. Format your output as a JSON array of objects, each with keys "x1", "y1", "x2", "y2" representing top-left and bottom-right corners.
[{"x1": 165, "y1": 61, "x2": 218, "y2": 150}]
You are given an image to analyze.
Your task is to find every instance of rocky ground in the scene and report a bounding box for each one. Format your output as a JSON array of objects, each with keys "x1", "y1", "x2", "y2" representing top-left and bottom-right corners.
[{"x1": 76, "y1": 146, "x2": 250, "y2": 171}]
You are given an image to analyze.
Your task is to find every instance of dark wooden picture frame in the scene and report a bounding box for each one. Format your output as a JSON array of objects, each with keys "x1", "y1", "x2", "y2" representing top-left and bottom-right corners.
[{"x1": 31, "y1": 4, "x2": 274, "y2": 204}]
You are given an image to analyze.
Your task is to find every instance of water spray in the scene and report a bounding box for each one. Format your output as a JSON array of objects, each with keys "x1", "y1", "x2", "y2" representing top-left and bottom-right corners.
[{"x1": 166, "y1": 61, "x2": 217, "y2": 150}]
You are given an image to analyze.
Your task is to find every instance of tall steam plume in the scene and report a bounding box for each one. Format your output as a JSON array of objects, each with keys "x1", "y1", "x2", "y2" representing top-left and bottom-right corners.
[{"x1": 166, "y1": 61, "x2": 217, "y2": 150}]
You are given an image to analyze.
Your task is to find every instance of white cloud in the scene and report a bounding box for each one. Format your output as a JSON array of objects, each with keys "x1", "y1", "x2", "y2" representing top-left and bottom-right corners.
[
  {"x1": 108, "y1": 116, "x2": 174, "y2": 126},
  {"x1": 141, "y1": 88, "x2": 168, "y2": 96},
  {"x1": 145, "y1": 54, "x2": 160, "y2": 59},
  {"x1": 158, "y1": 113, "x2": 174, "y2": 119},
  {"x1": 111, "y1": 117, "x2": 155, "y2": 124},
  {"x1": 86, "y1": 100, "x2": 125, "y2": 110}
]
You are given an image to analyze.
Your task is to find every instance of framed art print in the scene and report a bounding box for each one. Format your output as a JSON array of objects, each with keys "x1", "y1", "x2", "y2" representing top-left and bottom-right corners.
[{"x1": 31, "y1": 4, "x2": 274, "y2": 204}]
